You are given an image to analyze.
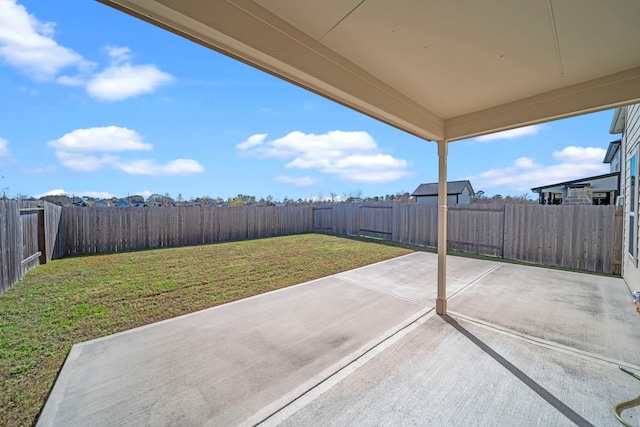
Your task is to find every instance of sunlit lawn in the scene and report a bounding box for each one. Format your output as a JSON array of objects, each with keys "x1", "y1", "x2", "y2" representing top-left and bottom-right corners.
[{"x1": 0, "y1": 233, "x2": 413, "y2": 426}]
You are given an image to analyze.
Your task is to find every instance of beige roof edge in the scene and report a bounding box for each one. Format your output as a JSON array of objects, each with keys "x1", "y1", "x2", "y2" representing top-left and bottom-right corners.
[
  {"x1": 445, "y1": 67, "x2": 640, "y2": 141},
  {"x1": 97, "y1": 0, "x2": 640, "y2": 143},
  {"x1": 97, "y1": 0, "x2": 445, "y2": 142},
  {"x1": 609, "y1": 107, "x2": 626, "y2": 135}
]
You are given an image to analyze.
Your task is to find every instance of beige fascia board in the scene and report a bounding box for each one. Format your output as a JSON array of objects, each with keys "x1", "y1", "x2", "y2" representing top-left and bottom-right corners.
[
  {"x1": 445, "y1": 66, "x2": 640, "y2": 142},
  {"x1": 609, "y1": 107, "x2": 626, "y2": 135},
  {"x1": 97, "y1": 0, "x2": 444, "y2": 142}
]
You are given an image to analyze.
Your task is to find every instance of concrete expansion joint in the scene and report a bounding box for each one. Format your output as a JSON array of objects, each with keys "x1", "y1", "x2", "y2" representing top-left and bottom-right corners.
[
  {"x1": 448, "y1": 262, "x2": 504, "y2": 301},
  {"x1": 448, "y1": 311, "x2": 640, "y2": 371},
  {"x1": 252, "y1": 308, "x2": 437, "y2": 426},
  {"x1": 334, "y1": 276, "x2": 426, "y2": 306}
]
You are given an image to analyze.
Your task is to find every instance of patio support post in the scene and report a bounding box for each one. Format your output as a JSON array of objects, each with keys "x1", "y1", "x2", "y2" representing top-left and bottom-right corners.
[{"x1": 436, "y1": 139, "x2": 448, "y2": 315}]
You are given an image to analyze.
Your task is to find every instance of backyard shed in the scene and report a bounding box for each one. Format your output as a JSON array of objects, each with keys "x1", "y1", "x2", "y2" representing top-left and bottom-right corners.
[{"x1": 412, "y1": 180, "x2": 474, "y2": 205}]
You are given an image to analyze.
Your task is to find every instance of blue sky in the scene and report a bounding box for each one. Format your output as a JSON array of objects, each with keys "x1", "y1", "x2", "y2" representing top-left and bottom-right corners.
[{"x1": 0, "y1": 0, "x2": 618, "y2": 202}]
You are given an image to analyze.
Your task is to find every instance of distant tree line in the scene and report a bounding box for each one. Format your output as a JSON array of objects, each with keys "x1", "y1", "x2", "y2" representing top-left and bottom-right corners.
[
  {"x1": 5, "y1": 188, "x2": 535, "y2": 206},
  {"x1": 7, "y1": 190, "x2": 417, "y2": 207},
  {"x1": 471, "y1": 191, "x2": 535, "y2": 204}
]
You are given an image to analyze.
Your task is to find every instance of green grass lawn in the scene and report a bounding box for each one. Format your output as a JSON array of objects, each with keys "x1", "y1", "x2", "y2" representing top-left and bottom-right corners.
[{"x1": 0, "y1": 233, "x2": 413, "y2": 427}]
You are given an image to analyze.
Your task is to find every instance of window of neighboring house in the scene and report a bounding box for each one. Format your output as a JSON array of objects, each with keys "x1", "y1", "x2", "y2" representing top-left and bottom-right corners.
[
  {"x1": 612, "y1": 149, "x2": 620, "y2": 173},
  {"x1": 629, "y1": 152, "x2": 637, "y2": 257}
]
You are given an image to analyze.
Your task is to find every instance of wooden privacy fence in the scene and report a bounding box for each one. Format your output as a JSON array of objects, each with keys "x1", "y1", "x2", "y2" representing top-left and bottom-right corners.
[
  {"x1": 313, "y1": 203, "x2": 623, "y2": 275},
  {"x1": 0, "y1": 200, "x2": 63, "y2": 294},
  {"x1": 0, "y1": 201, "x2": 623, "y2": 293},
  {"x1": 61, "y1": 206, "x2": 313, "y2": 256}
]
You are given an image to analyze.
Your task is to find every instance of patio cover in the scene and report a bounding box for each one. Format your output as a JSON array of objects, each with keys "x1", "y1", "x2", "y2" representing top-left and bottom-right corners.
[{"x1": 97, "y1": 0, "x2": 640, "y2": 313}]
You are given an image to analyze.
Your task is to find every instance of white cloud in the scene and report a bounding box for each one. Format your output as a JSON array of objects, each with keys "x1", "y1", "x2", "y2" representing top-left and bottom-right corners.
[
  {"x1": 513, "y1": 157, "x2": 537, "y2": 169},
  {"x1": 475, "y1": 125, "x2": 543, "y2": 142},
  {"x1": 34, "y1": 188, "x2": 67, "y2": 198},
  {"x1": 0, "y1": 137, "x2": 14, "y2": 165},
  {"x1": 87, "y1": 62, "x2": 173, "y2": 101},
  {"x1": 135, "y1": 190, "x2": 153, "y2": 200},
  {"x1": 48, "y1": 126, "x2": 203, "y2": 175},
  {"x1": 465, "y1": 146, "x2": 609, "y2": 192},
  {"x1": 238, "y1": 130, "x2": 412, "y2": 183},
  {"x1": 0, "y1": 2, "x2": 172, "y2": 101},
  {"x1": 74, "y1": 190, "x2": 115, "y2": 199},
  {"x1": 34, "y1": 189, "x2": 115, "y2": 199},
  {"x1": 57, "y1": 75, "x2": 85, "y2": 86},
  {"x1": 49, "y1": 126, "x2": 144, "y2": 170},
  {"x1": 0, "y1": 137, "x2": 10, "y2": 157},
  {"x1": 48, "y1": 126, "x2": 153, "y2": 152},
  {"x1": 552, "y1": 146, "x2": 606, "y2": 163},
  {"x1": 116, "y1": 159, "x2": 204, "y2": 176},
  {"x1": 0, "y1": 0, "x2": 94, "y2": 80},
  {"x1": 54, "y1": 151, "x2": 119, "y2": 172},
  {"x1": 236, "y1": 133, "x2": 267, "y2": 150},
  {"x1": 104, "y1": 45, "x2": 133, "y2": 64},
  {"x1": 274, "y1": 176, "x2": 319, "y2": 187}
]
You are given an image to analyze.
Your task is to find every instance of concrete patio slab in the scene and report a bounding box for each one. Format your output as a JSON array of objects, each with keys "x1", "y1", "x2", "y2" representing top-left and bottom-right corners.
[
  {"x1": 279, "y1": 314, "x2": 640, "y2": 427},
  {"x1": 36, "y1": 252, "x2": 640, "y2": 426},
  {"x1": 37, "y1": 273, "x2": 425, "y2": 427},
  {"x1": 447, "y1": 263, "x2": 640, "y2": 365},
  {"x1": 336, "y1": 251, "x2": 500, "y2": 305}
]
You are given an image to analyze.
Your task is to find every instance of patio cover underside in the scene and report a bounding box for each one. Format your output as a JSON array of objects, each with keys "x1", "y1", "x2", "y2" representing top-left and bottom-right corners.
[{"x1": 97, "y1": 0, "x2": 640, "y2": 142}]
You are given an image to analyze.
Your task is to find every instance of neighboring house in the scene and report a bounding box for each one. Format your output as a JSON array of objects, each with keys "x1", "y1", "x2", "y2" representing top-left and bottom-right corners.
[
  {"x1": 531, "y1": 173, "x2": 620, "y2": 205},
  {"x1": 411, "y1": 180, "x2": 474, "y2": 205},
  {"x1": 604, "y1": 139, "x2": 622, "y2": 174},
  {"x1": 114, "y1": 200, "x2": 130, "y2": 208},
  {"x1": 93, "y1": 199, "x2": 110, "y2": 207},
  {"x1": 531, "y1": 139, "x2": 620, "y2": 205},
  {"x1": 611, "y1": 104, "x2": 640, "y2": 291}
]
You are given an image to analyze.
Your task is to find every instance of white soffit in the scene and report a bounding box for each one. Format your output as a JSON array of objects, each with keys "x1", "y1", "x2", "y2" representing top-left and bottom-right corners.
[{"x1": 97, "y1": 0, "x2": 640, "y2": 142}]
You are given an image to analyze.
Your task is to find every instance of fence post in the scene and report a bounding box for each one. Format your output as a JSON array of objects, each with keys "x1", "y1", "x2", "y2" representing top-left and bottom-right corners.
[
  {"x1": 502, "y1": 204, "x2": 507, "y2": 258},
  {"x1": 613, "y1": 205, "x2": 623, "y2": 275},
  {"x1": 38, "y1": 209, "x2": 46, "y2": 264}
]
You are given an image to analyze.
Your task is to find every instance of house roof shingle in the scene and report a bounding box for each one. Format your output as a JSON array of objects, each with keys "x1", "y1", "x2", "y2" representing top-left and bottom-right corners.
[{"x1": 411, "y1": 180, "x2": 474, "y2": 197}]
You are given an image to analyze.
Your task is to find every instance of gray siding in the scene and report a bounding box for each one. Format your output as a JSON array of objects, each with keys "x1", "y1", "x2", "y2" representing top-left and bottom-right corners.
[
  {"x1": 622, "y1": 104, "x2": 640, "y2": 288},
  {"x1": 416, "y1": 187, "x2": 470, "y2": 205},
  {"x1": 458, "y1": 187, "x2": 472, "y2": 204},
  {"x1": 416, "y1": 196, "x2": 438, "y2": 205}
]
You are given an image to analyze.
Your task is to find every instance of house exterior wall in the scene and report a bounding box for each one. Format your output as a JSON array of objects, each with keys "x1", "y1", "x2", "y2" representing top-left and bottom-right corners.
[
  {"x1": 622, "y1": 104, "x2": 640, "y2": 290},
  {"x1": 415, "y1": 191, "x2": 470, "y2": 205},
  {"x1": 458, "y1": 187, "x2": 472, "y2": 204},
  {"x1": 416, "y1": 196, "x2": 438, "y2": 204},
  {"x1": 611, "y1": 148, "x2": 621, "y2": 173}
]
